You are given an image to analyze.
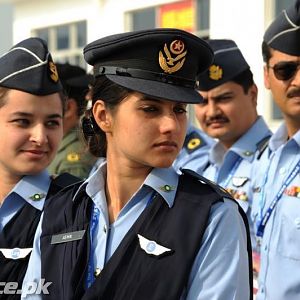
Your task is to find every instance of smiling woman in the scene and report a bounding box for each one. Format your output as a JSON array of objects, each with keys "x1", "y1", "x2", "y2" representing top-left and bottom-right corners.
[
  {"x1": 0, "y1": 89, "x2": 63, "y2": 178},
  {"x1": 0, "y1": 37, "x2": 79, "y2": 299},
  {"x1": 23, "y1": 28, "x2": 252, "y2": 300}
]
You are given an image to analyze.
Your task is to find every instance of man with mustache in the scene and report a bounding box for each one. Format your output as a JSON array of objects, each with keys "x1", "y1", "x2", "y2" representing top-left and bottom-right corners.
[
  {"x1": 251, "y1": 1, "x2": 300, "y2": 299},
  {"x1": 194, "y1": 39, "x2": 271, "y2": 248}
]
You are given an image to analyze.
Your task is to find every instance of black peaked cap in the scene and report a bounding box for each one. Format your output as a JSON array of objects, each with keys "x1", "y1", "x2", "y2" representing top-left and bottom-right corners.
[{"x1": 84, "y1": 28, "x2": 214, "y2": 104}]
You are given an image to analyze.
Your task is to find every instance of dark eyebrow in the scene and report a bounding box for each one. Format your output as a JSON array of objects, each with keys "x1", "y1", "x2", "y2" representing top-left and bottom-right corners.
[
  {"x1": 11, "y1": 112, "x2": 63, "y2": 119},
  {"x1": 211, "y1": 91, "x2": 234, "y2": 101}
]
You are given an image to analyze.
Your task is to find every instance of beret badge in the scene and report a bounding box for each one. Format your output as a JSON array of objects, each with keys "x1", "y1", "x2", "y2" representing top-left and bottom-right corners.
[
  {"x1": 209, "y1": 64, "x2": 223, "y2": 80},
  {"x1": 48, "y1": 61, "x2": 59, "y2": 83},
  {"x1": 159, "y1": 40, "x2": 187, "y2": 74}
]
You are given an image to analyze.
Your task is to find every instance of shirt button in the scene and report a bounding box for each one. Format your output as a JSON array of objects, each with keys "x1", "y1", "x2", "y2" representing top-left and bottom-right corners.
[
  {"x1": 103, "y1": 225, "x2": 107, "y2": 233},
  {"x1": 279, "y1": 167, "x2": 286, "y2": 175},
  {"x1": 264, "y1": 244, "x2": 268, "y2": 251},
  {"x1": 294, "y1": 218, "x2": 300, "y2": 229}
]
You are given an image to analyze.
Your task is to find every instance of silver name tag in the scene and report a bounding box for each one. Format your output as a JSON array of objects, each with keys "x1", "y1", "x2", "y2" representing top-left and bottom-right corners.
[{"x1": 51, "y1": 230, "x2": 86, "y2": 245}]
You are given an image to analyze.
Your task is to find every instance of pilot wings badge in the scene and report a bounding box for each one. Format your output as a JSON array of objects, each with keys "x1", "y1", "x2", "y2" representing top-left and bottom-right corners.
[
  {"x1": 137, "y1": 234, "x2": 172, "y2": 256},
  {"x1": 159, "y1": 40, "x2": 187, "y2": 74}
]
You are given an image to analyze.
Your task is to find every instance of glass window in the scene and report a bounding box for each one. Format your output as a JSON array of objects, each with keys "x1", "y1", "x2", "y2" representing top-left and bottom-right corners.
[
  {"x1": 35, "y1": 28, "x2": 49, "y2": 44},
  {"x1": 56, "y1": 25, "x2": 69, "y2": 50},
  {"x1": 76, "y1": 21, "x2": 87, "y2": 47},
  {"x1": 32, "y1": 21, "x2": 87, "y2": 69},
  {"x1": 131, "y1": 7, "x2": 156, "y2": 31}
]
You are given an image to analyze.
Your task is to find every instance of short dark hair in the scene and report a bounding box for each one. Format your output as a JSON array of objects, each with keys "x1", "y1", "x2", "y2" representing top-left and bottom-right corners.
[
  {"x1": 262, "y1": 41, "x2": 272, "y2": 64},
  {"x1": 231, "y1": 69, "x2": 255, "y2": 94},
  {"x1": 81, "y1": 76, "x2": 132, "y2": 157}
]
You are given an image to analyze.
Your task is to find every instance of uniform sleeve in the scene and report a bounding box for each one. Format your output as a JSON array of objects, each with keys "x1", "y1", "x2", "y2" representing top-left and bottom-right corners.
[
  {"x1": 186, "y1": 199, "x2": 250, "y2": 300},
  {"x1": 21, "y1": 214, "x2": 43, "y2": 300}
]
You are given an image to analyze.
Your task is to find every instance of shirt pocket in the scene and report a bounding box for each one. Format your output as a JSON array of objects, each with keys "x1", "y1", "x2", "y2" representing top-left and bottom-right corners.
[{"x1": 276, "y1": 195, "x2": 300, "y2": 260}]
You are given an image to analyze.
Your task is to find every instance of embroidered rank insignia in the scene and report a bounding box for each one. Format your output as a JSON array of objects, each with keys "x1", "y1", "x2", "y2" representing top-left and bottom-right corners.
[
  {"x1": 159, "y1": 40, "x2": 187, "y2": 74},
  {"x1": 284, "y1": 186, "x2": 300, "y2": 198},
  {"x1": 183, "y1": 131, "x2": 207, "y2": 154},
  {"x1": 209, "y1": 64, "x2": 223, "y2": 80},
  {"x1": 29, "y1": 193, "x2": 46, "y2": 201},
  {"x1": 159, "y1": 184, "x2": 175, "y2": 193},
  {"x1": 232, "y1": 177, "x2": 249, "y2": 187},
  {"x1": 67, "y1": 152, "x2": 80, "y2": 162},
  {"x1": 48, "y1": 61, "x2": 59, "y2": 83}
]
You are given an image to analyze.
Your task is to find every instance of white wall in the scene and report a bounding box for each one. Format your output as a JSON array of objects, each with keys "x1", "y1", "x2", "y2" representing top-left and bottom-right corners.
[{"x1": 210, "y1": 0, "x2": 266, "y2": 116}]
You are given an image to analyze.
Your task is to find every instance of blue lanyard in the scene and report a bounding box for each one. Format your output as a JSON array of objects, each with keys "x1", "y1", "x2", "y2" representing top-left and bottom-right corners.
[
  {"x1": 256, "y1": 160, "x2": 300, "y2": 239},
  {"x1": 86, "y1": 203, "x2": 100, "y2": 289},
  {"x1": 85, "y1": 190, "x2": 157, "y2": 288},
  {"x1": 216, "y1": 157, "x2": 243, "y2": 188}
]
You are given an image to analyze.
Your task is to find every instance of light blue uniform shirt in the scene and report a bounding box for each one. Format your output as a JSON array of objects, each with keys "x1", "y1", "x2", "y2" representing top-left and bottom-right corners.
[
  {"x1": 173, "y1": 124, "x2": 215, "y2": 174},
  {"x1": 0, "y1": 171, "x2": 50, "y2": 232},
  {"x1": 23, "y1": 164, "x2": 250, "y2": 299},
  {"x1": 202, "y1": 117, "x2": 271, "y2": 246},
  {"x1": 251, "y1": 123, "x2": 300, "y2": 300}
]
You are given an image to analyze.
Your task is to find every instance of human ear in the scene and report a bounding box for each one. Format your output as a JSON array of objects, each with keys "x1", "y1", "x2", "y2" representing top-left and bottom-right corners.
[{"x1": 93, "y1": 100, "x2": 112, "y2": 132}]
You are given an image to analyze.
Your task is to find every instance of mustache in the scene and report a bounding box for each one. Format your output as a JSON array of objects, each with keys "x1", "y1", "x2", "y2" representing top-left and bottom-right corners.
[
  {"x1": 287, "y1": 88, "x2": 300, "y2": 98},
  {"x1": 206, "y1": 115, "x2": 229, "y2": 126}
]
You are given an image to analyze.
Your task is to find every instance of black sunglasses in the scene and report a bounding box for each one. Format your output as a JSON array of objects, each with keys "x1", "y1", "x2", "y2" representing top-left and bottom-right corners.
[{"x1": 268, "y1": 61, "x2": 300, "y2": 81}]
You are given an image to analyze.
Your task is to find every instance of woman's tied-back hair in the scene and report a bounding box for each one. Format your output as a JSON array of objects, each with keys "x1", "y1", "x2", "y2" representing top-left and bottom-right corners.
[{"x1": 81, "y1": 75, "x2": 132, "y2": 157}]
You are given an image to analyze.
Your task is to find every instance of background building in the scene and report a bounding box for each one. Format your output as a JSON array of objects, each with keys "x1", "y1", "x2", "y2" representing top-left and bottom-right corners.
[
  {"x1": 0, "y1": 3, "x2": 13, "y2": 55},
  {"x1": 0, "y1": 0, "x2": 295, "y2": 130}
]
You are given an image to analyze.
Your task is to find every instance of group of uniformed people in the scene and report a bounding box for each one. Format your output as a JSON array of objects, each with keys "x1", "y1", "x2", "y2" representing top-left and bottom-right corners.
[{"x1": 0, "y1": 0, "x2": 299, "y2": 299}]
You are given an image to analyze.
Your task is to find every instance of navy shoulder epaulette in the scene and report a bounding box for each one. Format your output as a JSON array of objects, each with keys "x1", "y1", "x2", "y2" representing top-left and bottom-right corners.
[
  {"x1": 48, "y1": 172, "x2": 83, "y2": 197},
  {"x1": 256, "y1": 135, "x2": 271, "y2": 160},
  {"x1": 181, "y1": 168, "x2": 234, "y2": 200},
  {"x1": 183, "y1": 131, "x2": 207, "y2": 154}
]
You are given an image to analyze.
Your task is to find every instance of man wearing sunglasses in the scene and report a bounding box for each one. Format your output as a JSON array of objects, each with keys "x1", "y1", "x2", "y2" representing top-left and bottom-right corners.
[{"x1": 251, "y1": 1, "x2": 300, "y2": 300}]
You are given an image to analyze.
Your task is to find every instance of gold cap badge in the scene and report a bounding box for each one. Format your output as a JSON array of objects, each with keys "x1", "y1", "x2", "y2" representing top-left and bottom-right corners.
[
  {"x1": 49, "y1": 61, "x2": 59, "y2": 83},
  {"x1": 67, "y1": 152, "x2": 80, "y2": 162},
  {"x1": 159, "y1": 40, "x2": 187, "y2": 74},
  {"x1": 209, "y1": 65, "x2": 223, "y2": 80}
]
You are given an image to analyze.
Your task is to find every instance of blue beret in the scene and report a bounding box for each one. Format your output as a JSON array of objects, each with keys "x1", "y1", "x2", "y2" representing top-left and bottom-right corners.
[
  {"x1": 264, "y1": 0, "x2": 300, "y2": 55},
  {"x1": 84, "y1": 28, "x2": 214, "y2": 104},
  {"x1": 0, "y1": 37, "x2": 62, "y2": 95},
  {"x1": 197, "y1": 39, "x2": 250, "y2": 91}
]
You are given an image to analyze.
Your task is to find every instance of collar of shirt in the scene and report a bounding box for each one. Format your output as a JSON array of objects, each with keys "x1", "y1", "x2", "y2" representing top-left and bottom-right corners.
[
  {"x1": 74, "y1": 162, "x2": 179, "y2": 210},
  {"x1": 11, "y1": 170, "x2": 50, "y2": 211},
  {"x1": 269, "y1": 123, "x2": 300, "y2": 152},
  {"x1": 209, "y1": 116, "x2": 271, "y2": 165}
]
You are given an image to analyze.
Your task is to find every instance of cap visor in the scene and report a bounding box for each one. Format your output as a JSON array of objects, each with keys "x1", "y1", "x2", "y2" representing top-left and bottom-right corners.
[{"x1": 106, "y1": 75, "x2": 203, "y2": 104}]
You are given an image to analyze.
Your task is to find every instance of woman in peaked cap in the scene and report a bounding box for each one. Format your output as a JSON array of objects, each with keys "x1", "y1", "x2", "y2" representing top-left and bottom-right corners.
[
  {"x1": 0, "y1": 37, "x2": 73, "y2": 298},
  {"x1": 24, "y1": 29, "x2": 252, "y2": 300}
]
